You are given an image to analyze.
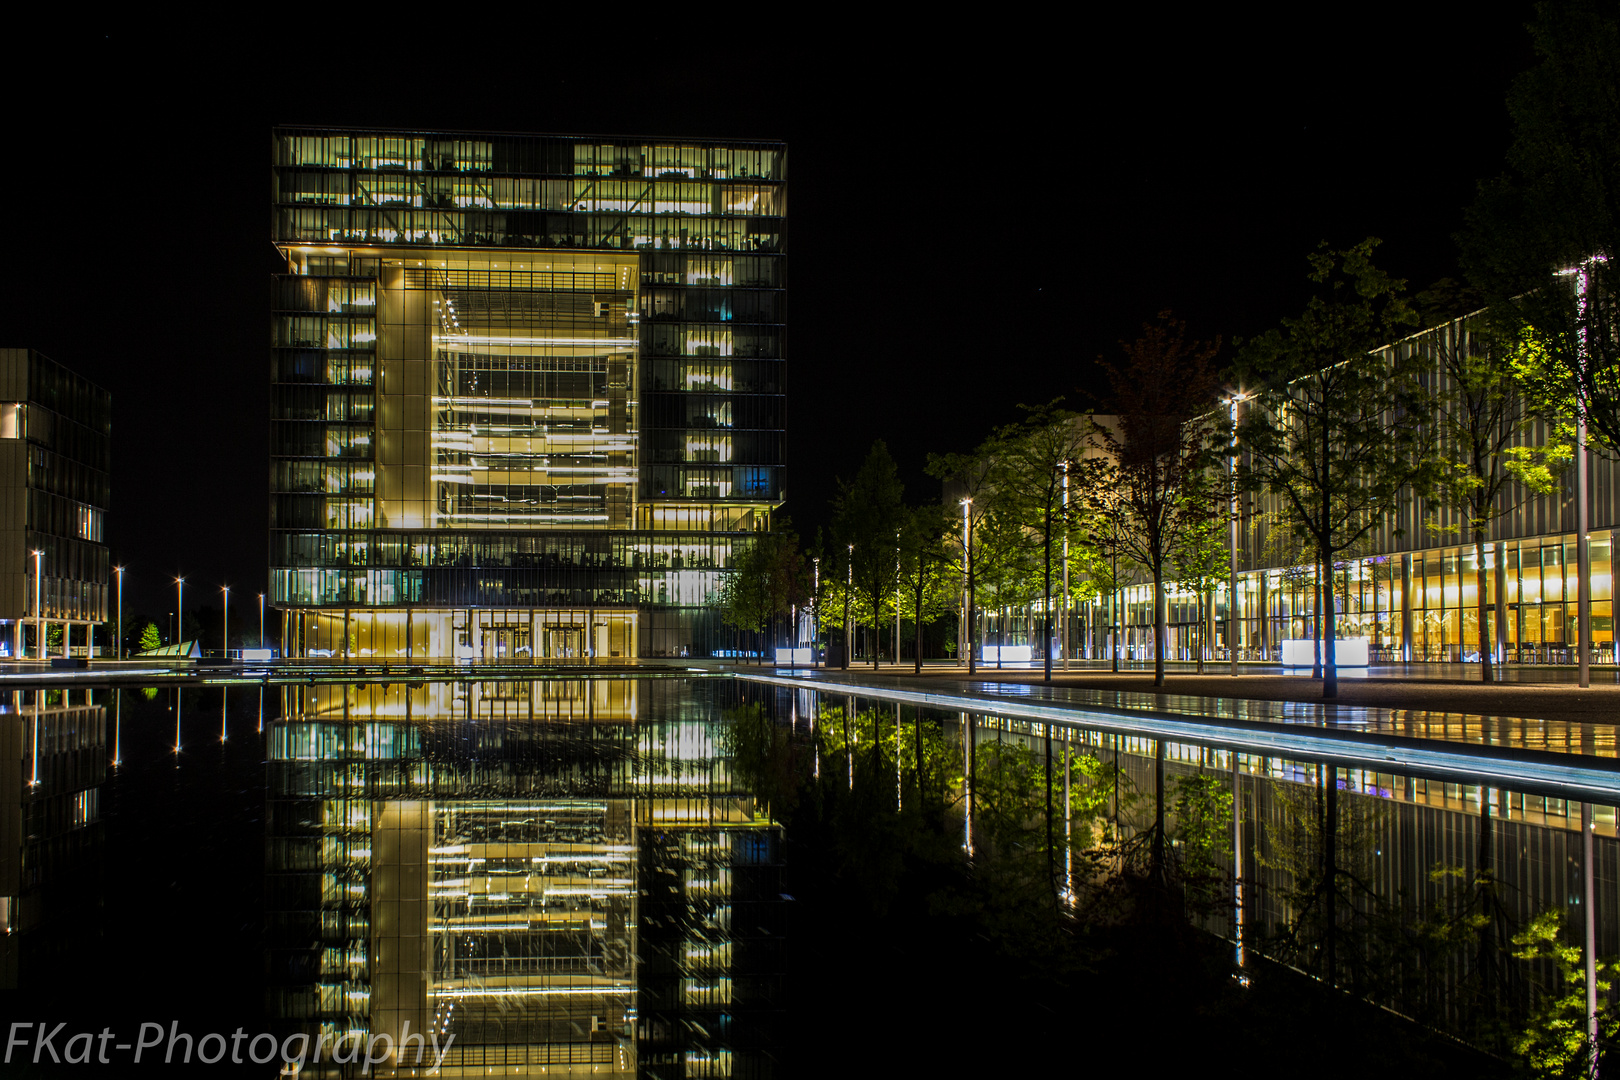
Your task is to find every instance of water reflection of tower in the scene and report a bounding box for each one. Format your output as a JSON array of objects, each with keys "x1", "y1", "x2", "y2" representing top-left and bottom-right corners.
[
  {"x1": 266, "y1": 678, "x2": 781, "y2": 1076},
  {"x1": 0, "y1": 688, "x2": 108, "y2": 988}
]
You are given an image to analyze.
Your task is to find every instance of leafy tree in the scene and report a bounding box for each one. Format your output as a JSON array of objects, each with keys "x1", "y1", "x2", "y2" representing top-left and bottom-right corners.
[
  {"x1": 989, "y1": 401, "x2": 1087, "y2": 684},
  {"x1": 1235, "y1": 240, "x2": 1436, "y2": 698},
  {"x1": 1424, "y1": 319, "x2": 1570, "y2": 682},
  {"x1": 832, "y1": 441, "x2": 907, "y2": 669},
  {"x1": 1088, "y1": 313, "x2": 1224, "y2": 686},
  {"x1": 1461, "y1": 0, "x2": 1620, "y2": 456},
  {"x1": 718, "y1": 527, "x2": 807, "y2": 662},
  {"x1": 1172, "y1": 493, "x2": 1232, "y2": 675},
  {"x1": 896, "y1": 504, "x2": 957, "y2": 674},
  {"x1": 138, "y1": 623, "x2": 161, "y2": 652}
]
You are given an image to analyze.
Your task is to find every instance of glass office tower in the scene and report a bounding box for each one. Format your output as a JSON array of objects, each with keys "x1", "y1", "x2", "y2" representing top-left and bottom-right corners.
[
  {"x1": 270, "y1": 129, "x2": 786, "y2": 660},
  {"x1": 0, "y1": 350, "x2": 111, "y2": 660}
]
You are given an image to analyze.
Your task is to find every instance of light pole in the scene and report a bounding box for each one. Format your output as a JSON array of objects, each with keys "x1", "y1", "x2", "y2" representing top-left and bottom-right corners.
[
  {"x1": 812, "y1": 558, "x2": 820, "y2": 667},
  {"x1": 894, "y1": 532, "x2": 901, "y2": 669},
  {"x1": 175, "y1": 576, "x2": 185, "y2": 652},
  {"x1": 32, "y1": 548, "x2": 43, "y2": 661},
  {"x1": 961, "y1": 497, "x2": 974, "y2": 674},
  {"x1": 221, "y1": 586, "x2": 230, "y2": 660},
  {"x1": 1226, "y1": 393, "x2": 1247, "y2": 677},
  {"x1": 845, "y1": 543, "x2": 853, "y2": 671},
  {"x1": 258, "y1": 593, "x2": 265, "y2": 651},
  {"x1": 1559, "y1": 257, "x2": 1605, "y2": 688},
  {"x1": 1061, "y1": 462, "x2": 1070, "y2": 671},
  {"x1": 114, "y1": 565, "x2": 124, "y2": 660}
]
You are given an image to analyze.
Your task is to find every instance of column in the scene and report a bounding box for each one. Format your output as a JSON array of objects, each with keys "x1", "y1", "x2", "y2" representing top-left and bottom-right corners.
[
  {"x1": 1495, "y1": 541, "x2": 1508, "y2": 667},
  {"x1": 1401, "y1": 554, "x2": 1414, "y2": 663}
]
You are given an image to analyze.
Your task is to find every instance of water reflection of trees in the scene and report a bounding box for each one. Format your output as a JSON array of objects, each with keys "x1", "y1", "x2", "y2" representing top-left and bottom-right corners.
[{"x1": 728, "y1": 695, "x2": 1617, "y2": 1074}]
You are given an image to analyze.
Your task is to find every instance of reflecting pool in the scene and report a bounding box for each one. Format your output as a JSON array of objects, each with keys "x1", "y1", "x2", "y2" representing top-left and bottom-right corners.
[{"x1": 2, "y1": 674, "x2": 1615, "y2": 1075}]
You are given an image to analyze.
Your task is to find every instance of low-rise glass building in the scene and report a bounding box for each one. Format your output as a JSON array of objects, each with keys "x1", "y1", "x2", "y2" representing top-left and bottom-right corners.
[{"x1": 269, "y1": 128, "x2": 786, "y2": 660}]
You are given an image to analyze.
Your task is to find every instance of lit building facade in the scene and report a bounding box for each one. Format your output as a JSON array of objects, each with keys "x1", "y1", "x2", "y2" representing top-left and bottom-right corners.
[
  {"x1": 269, "y1": 128, "x2": 786, "y2": 660},
  {"x1": 1081, "y1": 312, "x2": 1620, "y2": 666},
  {"x1": 0, "y1": 350, "x2": 110, "y2": 660}
]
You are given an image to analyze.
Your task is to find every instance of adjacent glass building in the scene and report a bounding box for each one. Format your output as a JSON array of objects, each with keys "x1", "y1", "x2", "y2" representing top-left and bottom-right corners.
[
  {"x1": 0, "y1": 350, "x2": 111, "y2": 659},
  {"x1": 269, "y1": 128, "x2": 786, "y2": 660}
]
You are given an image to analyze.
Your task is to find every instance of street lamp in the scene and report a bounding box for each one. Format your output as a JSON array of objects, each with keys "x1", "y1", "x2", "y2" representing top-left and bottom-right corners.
[
  {"x1": 31, "y1": 548, "x2": 43, "y2": 661},
  {"x1": 258, "y1": 592, "x2": 265, "y2": 651},
  {"x1": 175, "y1": 576, "x2": 185, "y2": 652},
  {"x1": 845, "y1": 543, "x2": 853, "y2": 671},
  {"x1": 114, "y1": 565, "x2": 124, "y2": 660},
  {"x1": 961, "y1": 497, "x2": 974, "y2": 674},
  {"x1": 812, "y1": 558, "x2": 820, "y2": 667},
  {"x1": 1061, "y1": 462, "x2": 1070, "y2": 672},
  {"x1": 221, "y1": 586, "x2": 230, "y2": 660},
  {"x1": 1557, "y1": 257, "x2": 1606, "y2": 688},
  {"x1": 1225, "y1": 392, "x2": 1249, "y2": 677}
]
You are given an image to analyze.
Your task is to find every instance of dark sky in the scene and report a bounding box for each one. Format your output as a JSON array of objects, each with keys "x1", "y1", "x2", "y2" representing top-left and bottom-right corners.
[{"x1": 4, "y1": 11, "x2": 1536, "y2": 619}]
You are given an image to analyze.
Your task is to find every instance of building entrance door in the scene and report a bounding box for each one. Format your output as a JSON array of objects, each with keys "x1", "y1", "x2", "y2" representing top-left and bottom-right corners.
[
  {"x1": 480, "y1": 627, "x2": 531, "y2": 660},
  {"x1": 545, "y1": 626, "x2": 584, "y2": 659}
]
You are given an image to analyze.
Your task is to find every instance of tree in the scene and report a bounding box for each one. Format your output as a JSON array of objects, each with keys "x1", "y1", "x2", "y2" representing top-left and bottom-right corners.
[
  {"x1": 1087, "y1": 313, "x2": 1223, "y2": 687},
  {"x1": 1424, "y1": 319, "x2": 1569, "y2": 682},
  {"x1": 138, "y1": 622, "x2": 161, "y2": 652},
  {"x1": 1461, "y1": 0, "x2": 1620, "y2": 455},
  {"x1": 718, "y1": 528, "x2": 807, "y2": 662},
  {"x1": 896, "y1": 504, "x2": 957, "y2": 674},
  {"x1": 1172, "y1": 492, "x2": 1231, "y2": 675},
  {"x1": 832, "y1": 442, "x2": 907, "y2": 670},
  {"x1": 989, "y1": 402, "x2": 1087, "y2": 684},
  {"x1": 1235, "y1": 240, "x2": 1436, "y2": 698}
]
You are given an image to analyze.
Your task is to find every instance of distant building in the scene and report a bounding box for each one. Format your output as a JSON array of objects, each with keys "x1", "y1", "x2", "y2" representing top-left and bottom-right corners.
[
  {"x1": 0, "y1": 350, "x2": 110, "y2": 660},
  {"x1": 268, "y1": 127, "x2": 787, "y2": 660}
]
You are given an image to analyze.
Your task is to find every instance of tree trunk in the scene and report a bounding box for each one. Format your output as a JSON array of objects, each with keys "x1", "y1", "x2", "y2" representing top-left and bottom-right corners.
[
  {"x1": 914, "y1": 574, "x2": 925, "y2": 676},
  {"x1": 1476, "y1": 530, "x2": 1494, "y2": 683},
  {"x1": 1152, "y1": 565, "x2": 1166, "y2": 687}
]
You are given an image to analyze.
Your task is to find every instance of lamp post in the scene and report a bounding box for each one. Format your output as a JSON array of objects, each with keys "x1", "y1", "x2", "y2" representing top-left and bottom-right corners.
[
  {"x1": 812, "y1": 558, "x2": 820, "y2": 667},
  {"x1": 1061, "y1": 462, "x2": 1070, "y2": 672},
  {"x1": 894, "y1": 532, "x2": 901, "y2": 669},
  {"x1": 114, "y1": 565, "x2": 124, "y2": 660},
  {"x1": 1226, "y1": 393, "x2": 1247, "y2": 677},
  {"x1": 221, "y1": 586, "x2": 230, "y2": 660},
  {"x1": 32, "y1": 548, "x2": 42, "y2": 661},
  {"x1": 175, "y1": 576, "x2": 185, "y2": 653},
  {"x1": 845, "y1": 543, "x2": 853, "y2": 671},
  {"x1": 1558, "y1": 257, "x2": 1606, "y2": 689},
  {"x1": 961, "y1": 497, "x2": 974, "y2": 675},
  {"x1": 258, "y1": 593, "x2": 265, "y2": 651}
]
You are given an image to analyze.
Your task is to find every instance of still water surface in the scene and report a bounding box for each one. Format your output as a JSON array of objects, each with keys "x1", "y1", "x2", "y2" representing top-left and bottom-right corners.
[{"x1": 1, "y1": 676, "x2": 1612, "y2": 1075}]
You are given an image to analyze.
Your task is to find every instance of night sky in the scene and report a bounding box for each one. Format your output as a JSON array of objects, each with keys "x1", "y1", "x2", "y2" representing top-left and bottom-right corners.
[{"x1": 4, "y1": 11, "x2": 1535, "y2": 623}]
